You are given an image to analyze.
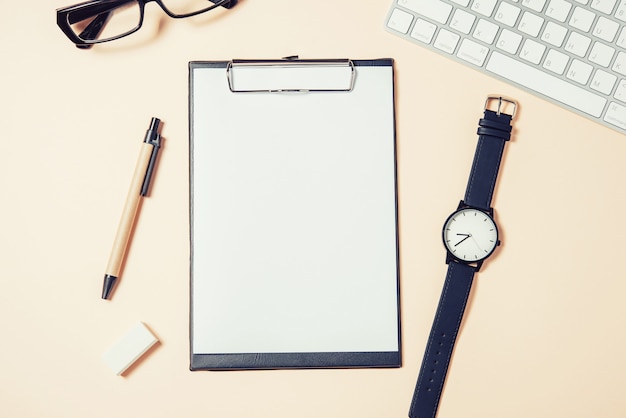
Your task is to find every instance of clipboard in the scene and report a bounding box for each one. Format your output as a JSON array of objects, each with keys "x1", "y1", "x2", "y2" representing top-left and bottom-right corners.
[{"x1": 189, "y1": 58, "x2": 400, "y2": 370}]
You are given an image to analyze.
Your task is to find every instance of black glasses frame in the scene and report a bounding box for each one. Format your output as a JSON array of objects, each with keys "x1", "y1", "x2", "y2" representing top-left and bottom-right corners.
[{"x1": 56, "y1": 0, "x2": 236, "y2": 48}]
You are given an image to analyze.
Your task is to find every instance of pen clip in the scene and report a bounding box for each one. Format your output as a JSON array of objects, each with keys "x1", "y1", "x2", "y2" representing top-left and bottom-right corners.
[{"x1": 141, "y1": 117, "x2": 162, "y2": 197}]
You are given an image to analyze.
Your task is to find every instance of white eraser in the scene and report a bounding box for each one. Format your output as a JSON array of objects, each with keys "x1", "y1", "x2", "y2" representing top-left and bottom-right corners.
[{"x1": 102, "y1": 322, "x2": 158, "y2": 375}]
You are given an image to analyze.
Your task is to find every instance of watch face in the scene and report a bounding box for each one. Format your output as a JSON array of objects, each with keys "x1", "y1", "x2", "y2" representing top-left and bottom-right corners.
[{"x1": 442, "y1": 208, "x2": 499, "y2": 263}]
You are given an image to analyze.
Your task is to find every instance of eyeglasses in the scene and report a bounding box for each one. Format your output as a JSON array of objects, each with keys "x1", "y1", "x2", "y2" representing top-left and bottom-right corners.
[{"x1": 56, "y1": 0, "x2": 236, "y2": 49}]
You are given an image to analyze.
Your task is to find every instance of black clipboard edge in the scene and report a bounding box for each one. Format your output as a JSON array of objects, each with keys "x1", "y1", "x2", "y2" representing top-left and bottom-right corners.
[{"x1": 191, "y1": 351, "x2": 401, "y2": 371}]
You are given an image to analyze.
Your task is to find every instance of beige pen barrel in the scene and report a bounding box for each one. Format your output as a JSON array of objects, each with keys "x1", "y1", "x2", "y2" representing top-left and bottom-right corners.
[{"x1": 105, "y1": 142, "x2": 155, "y2": 278}]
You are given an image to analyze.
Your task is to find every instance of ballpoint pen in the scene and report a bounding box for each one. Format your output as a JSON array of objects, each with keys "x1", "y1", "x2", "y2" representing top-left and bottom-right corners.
[{"x1": 101, "y1": 117, "x2": 162, "y2": 300}]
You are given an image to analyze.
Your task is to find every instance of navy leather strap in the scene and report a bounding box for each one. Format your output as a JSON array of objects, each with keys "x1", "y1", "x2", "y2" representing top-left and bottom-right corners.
[
  {"x1": 464, "y1": 109, "x2": 512, "y2": 211},
  {"x1": 409, "y1": 106, "x2": 514, "y2": 418},
  {"x1": 408, "y1": 262, "x2": 475, "y2": 418}
]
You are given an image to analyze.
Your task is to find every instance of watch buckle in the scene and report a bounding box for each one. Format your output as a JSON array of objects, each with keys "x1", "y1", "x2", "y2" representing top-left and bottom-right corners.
[{"x1": 485, "y1": 95, "x2": 517, "y2": 118}]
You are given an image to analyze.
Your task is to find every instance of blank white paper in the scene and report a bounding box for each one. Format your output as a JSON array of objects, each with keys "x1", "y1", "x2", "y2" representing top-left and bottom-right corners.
[{"x1": 191, "y1": 61, "x2": 399, "y2": 355}]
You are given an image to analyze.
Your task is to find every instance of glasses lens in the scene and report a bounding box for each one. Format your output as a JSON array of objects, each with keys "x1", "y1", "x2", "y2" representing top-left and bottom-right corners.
[
  {"x1": 67, "y1": 1, "x2": 141, "y2": 43},
  {"x1": 161, "y1": 0, "x2": 226, "y2": 16}
]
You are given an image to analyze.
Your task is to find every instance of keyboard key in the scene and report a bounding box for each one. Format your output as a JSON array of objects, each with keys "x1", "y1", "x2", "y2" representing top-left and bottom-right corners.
[
  {"x1": 387, "y1": 8, "x2": 414, "y2": 33},
  {"x1": 616, "y1": 0, "x2": 626, "y2": 21},
  {"x1": 486, "y1": 51, "x2": 607, "y2": 116},
  {"x1": 542, "y1": 21, "x2": 568, "y2": 47},
  {"x1": 471, "y1": 0, "x2": 499, "y2": 16},
  {"x1": 458, "y1": 38, "x2": 490, "y2": 65},
  {"x1": 520, "y1": 38, "x2": 546, "y2": 64},
  {"x1": 617, "y1": 27, "x2": 626, "y2": 47},
  {"x1": 495, "y1": 2, "x2": 522, "y2": 25},
  {"x1": 604, "y1": 101, "x2": 626, "y2": 129},
  {"x1": 450, "y1": 9, "x2": 476, "y2": 34},
  {"x1": 399, "y1": 0, "x2": 453, "y2": 24},
  {"x1": 612, "y1": 51, "x2": 626, "y2": 75},
  {"x1": 588, "y1": 41, "x2": 615, "y2": 66},
  {"x1": 566, "y1": 59, "x2": 593, "y2": 84},
  {"x1": 473, "y1": 19, "x2": 499, "y2": 44},
  {"x1": 518, "y1": 11, "x2": 545, "y2": 36},
  {"x1": 590, "y1": 0, "x2": 617, "y2": 14},
  {"x1": 544, "y1": 48, "x2": 570, "y2": 74},
  {"x1": 522, "y1": 0, "x2": 547, "y2": 12},
  {"x1": 590, "y1": 69, "x2": 617, "y2": 94},
  {"x1": 570, "y1": 6, "x2": 596, "y2": 31},
  {"x1": 614, "y1": 79, "x2": 626, "y2": 102},
  {"x1": 496, "y1": 29, "x2": 523, "y2": 53},
  {"x1": 592, "y1": 16, "x2": 620, "y2": 41},
  {"x1": 411, "y1": 18, "x2": 437, "y2": 43},
  {"x1": 546, "y1": 0, "x2": 572, "y2": 21},
  {"x1": 434, "y1": 29, "x2": 461, "y2": 53},
  {"x1": 565, "y1": 32, "x2": 592, "y2": 56}
]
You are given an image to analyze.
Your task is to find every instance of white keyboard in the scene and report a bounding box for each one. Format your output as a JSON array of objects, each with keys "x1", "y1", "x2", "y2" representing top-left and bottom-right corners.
[{"x1": 385, "y1": 0, "x2": 626, "y2": 134}]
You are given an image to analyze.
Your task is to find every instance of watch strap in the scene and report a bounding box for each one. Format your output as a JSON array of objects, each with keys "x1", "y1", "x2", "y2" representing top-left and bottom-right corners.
[
  {"x1": 464, "y1": 109, "x2": 512, "y2": 211},
  {"x1": 408, "y1": 262, "x2": 475, "y2": 418}
]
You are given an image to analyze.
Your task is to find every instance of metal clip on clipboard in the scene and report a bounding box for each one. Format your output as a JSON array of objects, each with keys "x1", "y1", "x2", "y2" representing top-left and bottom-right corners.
[{"x1": 226, "y1": 58, "x2": 356, "y2": 93}]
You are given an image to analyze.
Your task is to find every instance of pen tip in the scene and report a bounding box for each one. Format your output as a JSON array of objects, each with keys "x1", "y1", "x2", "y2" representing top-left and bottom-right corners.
[{"x1": 102, "y1": 275, "x2": 117, "y2": 300}]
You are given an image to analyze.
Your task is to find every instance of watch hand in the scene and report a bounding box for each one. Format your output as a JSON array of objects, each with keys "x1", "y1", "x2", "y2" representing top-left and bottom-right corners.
[{"x1": 454, "y1": 233, "x2": 471, "y2": 246}]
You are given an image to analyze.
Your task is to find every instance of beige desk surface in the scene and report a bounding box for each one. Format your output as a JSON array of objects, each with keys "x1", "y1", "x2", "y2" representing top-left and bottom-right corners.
[{"x1": 2, "y1": 1, "x2": 626, "y2": 417}]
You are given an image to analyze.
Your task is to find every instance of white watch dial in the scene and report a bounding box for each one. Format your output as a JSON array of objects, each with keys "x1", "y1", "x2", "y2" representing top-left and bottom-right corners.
[{"x1": 443, "y1": 208, "x2": 498, "y2": 262}]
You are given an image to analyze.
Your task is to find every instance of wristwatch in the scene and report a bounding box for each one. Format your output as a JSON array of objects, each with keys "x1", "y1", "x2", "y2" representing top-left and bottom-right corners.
[{"x1": 408, "y1": 96, "x2": 517, "y2": 418}]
